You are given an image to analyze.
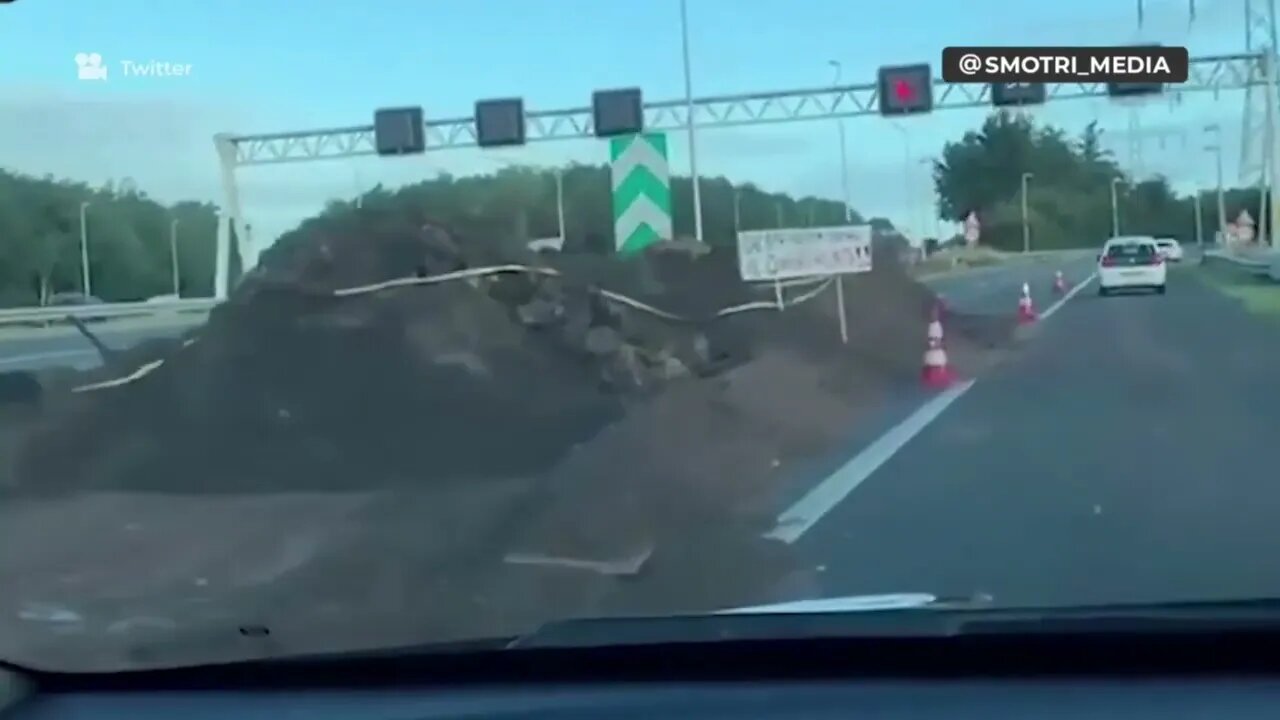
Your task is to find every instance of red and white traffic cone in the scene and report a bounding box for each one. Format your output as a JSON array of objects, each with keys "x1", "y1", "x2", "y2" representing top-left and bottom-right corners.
[
  {"x1": 1052, "y1": 271, "x2": 1069, "y2": 294},
  {"x1": 1017, "y1": 282, "x2": 1038, "y2": 324},
  {"x1": 921, "y1": 312, "x2": 954, "y2": 388}
]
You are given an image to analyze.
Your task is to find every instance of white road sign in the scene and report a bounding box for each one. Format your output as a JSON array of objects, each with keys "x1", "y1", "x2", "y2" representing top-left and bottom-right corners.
[
  {"x1": 736, "y1": 225, "x2": 873, "y2": 282},
  {"x1": 1236, "y1": 209, "x2": 1256, "y2": 242}
]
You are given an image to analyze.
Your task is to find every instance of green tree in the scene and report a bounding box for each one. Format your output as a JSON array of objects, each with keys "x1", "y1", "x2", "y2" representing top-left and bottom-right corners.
[
  {"x1": 7, "y1": 115, "x2": 1265, "y2": 308},
  {"x1": 0, "y1": 169, "x2": 221, "y2": 306},
  {"x1": 933, "y1": 111, "x2": 1200, "y2": 250}
]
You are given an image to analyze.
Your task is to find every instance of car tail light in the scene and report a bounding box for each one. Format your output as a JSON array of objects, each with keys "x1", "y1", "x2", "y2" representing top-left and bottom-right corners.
[
  {"x1": 1146, "y1": 254, "x2": 1164, "y2": 266},
  {"x1": 1101, "y1": 256, "x2": 1117, "y2": 267}
]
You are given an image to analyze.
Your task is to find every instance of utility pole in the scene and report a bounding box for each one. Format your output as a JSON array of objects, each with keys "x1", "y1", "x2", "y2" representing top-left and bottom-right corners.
[
  {"x1": 169, "y1": 218, "x2": 181, "y2": 296},
  {"x1": 1194, "y1": 191, "x2": 1205, "y2": 248},
  {"x1": 1110, "y1": 178, "x2": 1122, "y2": 237},
  {"x1": 1020, "y1": 172, "x2": 1033, "y2": 253},
  {"x1": 679, "y1": 0, "x2": 704, "y2": 242},
  {"x1": 829, "y1": 60, "x2": 853, "y2": 223},
  {"x1": 78, "y1": 201, "x2": 92, "y2": 296}
]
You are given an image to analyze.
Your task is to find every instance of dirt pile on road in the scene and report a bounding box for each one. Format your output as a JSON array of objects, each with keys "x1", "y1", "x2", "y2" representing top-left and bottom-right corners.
[{"x1": 2, "y1": 213, "x2": 1017, "y2": 645}]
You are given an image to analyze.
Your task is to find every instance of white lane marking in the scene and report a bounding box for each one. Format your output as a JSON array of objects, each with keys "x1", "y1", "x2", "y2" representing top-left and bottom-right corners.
[
  {"x1": 765, "y1": 269, "x2": 1097, "y2": 545},
  {"x1": 1040, "y1": 272, "x2": 1097, "y2": 321},
  {"x1": 0, "y1": 349, "x2": 97, "y2": 369},
  {"x1": 764, "y1": 380, "x2": 976, "y2": 544}
]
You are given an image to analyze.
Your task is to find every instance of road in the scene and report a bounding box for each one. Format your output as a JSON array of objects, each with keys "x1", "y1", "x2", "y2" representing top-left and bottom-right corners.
[
  {"x1": 0, "y1": 321, "x2": 197, "y2": 372},
  {"x1": 6, "y1": 253, "x2": 1255, "y2": 670},
  {"x1": 925, "y1": 251, "x2": 1097, "y2": 315},
  {"x1": 786, "y1": 263, "x2": 1280, "y2": 608},
  {"x1": 0, "y1": 254, "x2": 1093, "y2": 374}
]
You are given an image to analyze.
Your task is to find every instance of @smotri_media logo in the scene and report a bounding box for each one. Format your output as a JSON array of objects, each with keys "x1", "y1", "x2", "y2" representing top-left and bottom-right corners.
[{"x1": 75, "y1": 53, "x2": 109, "y2": 81}]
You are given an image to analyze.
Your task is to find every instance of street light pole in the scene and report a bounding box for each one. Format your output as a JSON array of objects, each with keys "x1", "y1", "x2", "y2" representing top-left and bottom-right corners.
[
  {"x1": 554, "y1": 169, "x2": 566, "y2": 243},
  {"x1": 890, "y1": 124, "x2": 914, "y2": 239},
  {"x1": 1110, "y1": 177, "x2": 1122, "y2": 236},
  {"x1": 825, "y1": 61, "x2": 851, "y2": 346},
  {"x1": 829, "y1": 60, "x2": 853, "y2": 223},
  {"x1": 1193, "y1": 190, "x2": 1205, "y2": 248},
  {"x1": 1206, "y1": 124, "x2": 1227, "y2": 242},
  {"x1": 920, "y1": 157, "x2": 940, "y2": 239},
  {"x1": 1214, "y1": 147, "x2": 1226, "y2": 237},
  {"x1": 679, "y1": 0, "x2": 704, "y2": 242},
  {"x1": 78, "y1": 201, "x2": 92, "y2": 296},
  {"x1": 1020, "y1": 172, "x2": 1033, "y2": 253},
  {"x1": 169, "y1": 218, "x2": 181, "y2": 296}
]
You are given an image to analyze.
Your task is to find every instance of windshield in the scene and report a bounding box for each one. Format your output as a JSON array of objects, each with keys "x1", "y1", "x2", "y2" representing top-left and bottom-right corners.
[
  {"x1": 2, "y1": 0, "x2": 1279, "y2": 673},
  {"x1": 1107, "y1": 243, "x2": 1157, "y2": 258}
]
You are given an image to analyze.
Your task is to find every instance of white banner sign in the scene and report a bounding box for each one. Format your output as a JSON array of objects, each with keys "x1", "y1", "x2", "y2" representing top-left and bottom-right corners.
[{"x1": 736, "y1": 225, "x2": 873, "y2": 282}]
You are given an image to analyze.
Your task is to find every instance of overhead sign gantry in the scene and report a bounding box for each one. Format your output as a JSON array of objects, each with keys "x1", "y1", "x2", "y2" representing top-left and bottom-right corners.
[{"x1": 209, "y1": 52, "x2": 1267, "y2": 297}]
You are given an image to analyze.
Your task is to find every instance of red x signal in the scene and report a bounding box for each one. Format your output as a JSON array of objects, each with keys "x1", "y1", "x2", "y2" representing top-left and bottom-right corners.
[
  {"x1": 893, "y1": 79, "x2": 916, "y2": 102},
  {"x1": 877, "y1": 63, "x2": 933, "y2": 115}
]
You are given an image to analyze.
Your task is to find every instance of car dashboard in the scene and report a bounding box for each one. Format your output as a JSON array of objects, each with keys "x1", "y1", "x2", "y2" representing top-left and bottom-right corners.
[
  {"x1": 7, "y1": 606, "x2": 1280, "y2": 720},
  {"x1": 11, "y1": 677, "x2": 1280, "y2": 720}
]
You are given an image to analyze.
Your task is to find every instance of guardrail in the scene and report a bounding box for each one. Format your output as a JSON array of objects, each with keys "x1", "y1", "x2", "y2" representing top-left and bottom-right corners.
[
  {"x1": 1201, "y1": 248, "x2": 1276, "y2": 279},
  {"x1": 0, "y1": 298, "x2": 219, "y2": 327},
  {"x1": 0, "y1": 248, "x2": 1103, "y2": 328}
]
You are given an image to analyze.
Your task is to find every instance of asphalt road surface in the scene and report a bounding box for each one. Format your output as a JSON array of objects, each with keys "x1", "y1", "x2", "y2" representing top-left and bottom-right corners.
[
  {"x1": 925, "y1": 252, "x2": 1097, "y2": 315},
  {"x1": 0, "y1": 321, "x2": 197, "y2": 372},
  {"x1": 790, "y1": 264, "x2": 1280, "y2": 608},
  {"x1": 0, "y1": 256, "x2": 1094, "y2": 374}
]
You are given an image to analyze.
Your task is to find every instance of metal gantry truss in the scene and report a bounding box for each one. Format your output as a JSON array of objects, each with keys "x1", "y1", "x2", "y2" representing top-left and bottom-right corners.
[
  {"x1": 1240, "y1": 0, "x2": 1277, "y2": 186},
  {"x1": 1237, "y1": 0, "x2": 1279, "y2": 246},
  {"x1": 210, "y1": 51, "x2": 1268, "y2": 297},
  {"x1": 224, "y1": 53, "x2": 1265, "y2": 166}
]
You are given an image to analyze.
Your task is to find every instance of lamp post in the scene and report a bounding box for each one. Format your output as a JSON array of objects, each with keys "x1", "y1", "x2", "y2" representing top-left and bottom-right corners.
[
  {"x1": 1020, "y1": 172, "x2": 1033, "y2": 253},
  {"x1": 489, "y1": 158, "x2": 566, "y2": 242},
  {"x1": 553, "y1": 168, "x2": 566, "y2": 243},
  {"x1": 1110, "y1": 177, "x2": 1122, "y2": 237},
  {"x1": 1193, "y1": 190, "x2": 1205, "y2": 248},
  {"x1": 828, "y1": 60, "x2": 853, "y2": 223},
  {"x1": 920, "y1": 157, "x2": 940, "y2": 240},
  {"x1": 1205, "y1": 124, "x2": 1226, "y2": 242},
  {"x1": 169, "y1": 218, "x2": 181, "y2": 296},
  {"x1": 78, "y1": 201, "x2": 92, "y2": 296},
  {"x1": 679, "y1": 0, "x2": 704, "y2": 241},
  {"x1": 886, "y1": 124, "x2": 914, "y2": 239}
]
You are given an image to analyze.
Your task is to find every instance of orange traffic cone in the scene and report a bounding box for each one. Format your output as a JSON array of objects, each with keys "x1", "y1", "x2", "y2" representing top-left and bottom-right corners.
[
  {"x1": 922, "y1": 312, "x2": 954, "y2": 388},
  {"x1": 1017, "y1": 282, "x2": 1038, "y2": 324},
  {"x1": 1052, "y1": 271, "x2": 1069, "y2": 294}
]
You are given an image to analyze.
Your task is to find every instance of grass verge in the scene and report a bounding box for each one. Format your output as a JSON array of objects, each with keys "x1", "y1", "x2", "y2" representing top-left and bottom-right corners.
[{"x1": 1196, "y1": 262, "x2": 1280, "y2": 319}]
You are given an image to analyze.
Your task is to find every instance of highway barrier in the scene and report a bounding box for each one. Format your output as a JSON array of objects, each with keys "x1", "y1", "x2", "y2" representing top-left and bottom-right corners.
[
  {"x1": 0, "y1": 248, "x2": 1097, "y2": 330},
  {"x1": 1202, "y1": 247, "x2": 1280, "y2": 281},
  {"x1": 0, "y1": 298, "x2": 218, "y2": 328}
]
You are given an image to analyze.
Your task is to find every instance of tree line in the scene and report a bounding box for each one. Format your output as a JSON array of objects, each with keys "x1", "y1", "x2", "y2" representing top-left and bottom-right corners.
[
  {"x1": 0, "y1": 111, "x2": 1267, "y2": 306},
  {"x1": 0, "y1": 172, "x2": 221, "y2": 306},
  {"x1": 934, "y1": 112, "x2": 1267, "y2": 251}
]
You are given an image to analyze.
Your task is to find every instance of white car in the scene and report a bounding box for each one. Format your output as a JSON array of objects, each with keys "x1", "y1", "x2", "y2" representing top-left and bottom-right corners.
[
  {"x1": 1154, "y1": 237, "x2": 1184, "y2": 262},
  {"x1": 1098, "y1": 236, "x2": 1167, "y2": 295}
]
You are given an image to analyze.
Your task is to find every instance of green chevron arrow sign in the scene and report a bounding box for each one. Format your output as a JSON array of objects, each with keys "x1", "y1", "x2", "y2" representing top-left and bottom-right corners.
[{"x1": 609, "y1": 132, "x2": 673, "y2": 256}]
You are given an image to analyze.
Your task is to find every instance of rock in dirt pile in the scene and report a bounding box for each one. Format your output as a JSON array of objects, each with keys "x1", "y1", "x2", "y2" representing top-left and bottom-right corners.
[{"x1": 0, "y1": 211, "x2": 1019, "y2": 666}]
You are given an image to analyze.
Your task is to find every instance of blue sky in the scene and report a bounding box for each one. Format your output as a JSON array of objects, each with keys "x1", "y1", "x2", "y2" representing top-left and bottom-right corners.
[{"x1": 0, "y1": 0, "x2": 1252, "y2": 247}]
